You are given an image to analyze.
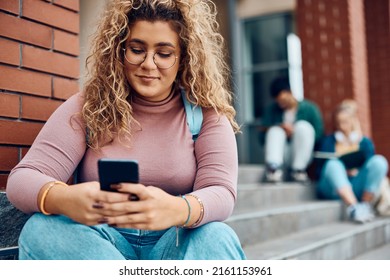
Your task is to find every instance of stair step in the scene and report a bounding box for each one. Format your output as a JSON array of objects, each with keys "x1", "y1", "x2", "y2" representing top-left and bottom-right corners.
[
  {"x1": 354, "y1": 242, "x2": 390, "y2": 259},
  {"x1": 227, "y1": 200, "x2": 343, "y2": 246},
  {"x1": 238, "y1": 164, "x2": 265, "y2": 184},
  {"x1": 242, "y1": 218, "x2": 390, "y2": 260},
  {"x1": 235, "y1": 182, "x2": 316, "y2": 213}
]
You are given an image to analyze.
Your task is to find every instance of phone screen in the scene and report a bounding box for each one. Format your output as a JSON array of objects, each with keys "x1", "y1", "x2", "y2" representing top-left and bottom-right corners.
[{"x1": 98, "y1": 158, "x2": 139, "y2": 192}]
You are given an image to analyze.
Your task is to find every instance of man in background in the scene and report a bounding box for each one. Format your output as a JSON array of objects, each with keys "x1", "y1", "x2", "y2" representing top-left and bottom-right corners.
[{"x1": 261, "y1": 76, "x2": 324, "y2": 183}]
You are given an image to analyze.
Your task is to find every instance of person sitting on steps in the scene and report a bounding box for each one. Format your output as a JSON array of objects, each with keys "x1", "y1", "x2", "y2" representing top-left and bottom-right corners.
[
  {"x1": 316, "y1": 99, "x2": 388, "y2": 223},
  {"x1": 261, "y1": 76, "x2": 324, "y2": 183}
]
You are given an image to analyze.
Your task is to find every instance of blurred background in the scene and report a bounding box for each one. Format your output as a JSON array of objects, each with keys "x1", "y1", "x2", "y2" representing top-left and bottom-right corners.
[{"x1": 0, "y1": 0, "x2": 389, "y2": 189}]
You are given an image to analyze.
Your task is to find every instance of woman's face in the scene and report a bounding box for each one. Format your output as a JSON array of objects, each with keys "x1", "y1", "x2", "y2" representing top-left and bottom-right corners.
[
  {"x1": 124, "y1": 20, "x2": 181, "y2": 102},
  {"x1": 336, "y1": 111, "x2": 354, "y2": 135}
]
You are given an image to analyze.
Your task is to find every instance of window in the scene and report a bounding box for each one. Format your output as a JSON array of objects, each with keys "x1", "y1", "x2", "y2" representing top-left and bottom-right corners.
[{"x1": 238, "y1": 12, "x2": 298, "y2": 163}]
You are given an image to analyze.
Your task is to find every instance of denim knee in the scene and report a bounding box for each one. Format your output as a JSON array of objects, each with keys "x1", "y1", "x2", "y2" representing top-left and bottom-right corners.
[
  {"x1": 18, "y1": 214, "x2": 60, "y2": 259},
  {"x1": 366, "y1": 155, "x2": 388, "y2": 175},
  {"x1": 323, "y1": 159, "x2": 345, "y2": 175},
  {"x1": 180, "y1": 222, "x2": 246, "y2": 260}
]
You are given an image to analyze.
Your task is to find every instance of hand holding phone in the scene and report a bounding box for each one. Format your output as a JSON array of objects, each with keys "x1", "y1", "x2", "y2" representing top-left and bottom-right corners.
[{"x1": 98, "y1": 158, "x2": 139, "y2": 199}]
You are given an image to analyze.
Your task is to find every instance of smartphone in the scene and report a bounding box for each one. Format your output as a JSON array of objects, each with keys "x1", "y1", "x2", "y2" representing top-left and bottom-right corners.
[{"x1": 98, "y1": 158, "x2": 139, "y2": 195}]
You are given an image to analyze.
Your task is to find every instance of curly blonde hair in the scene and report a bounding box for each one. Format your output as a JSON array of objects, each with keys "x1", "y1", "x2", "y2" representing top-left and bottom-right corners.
[{"x1": 82, "y1": 0, "x2": 239, "y2": 149}]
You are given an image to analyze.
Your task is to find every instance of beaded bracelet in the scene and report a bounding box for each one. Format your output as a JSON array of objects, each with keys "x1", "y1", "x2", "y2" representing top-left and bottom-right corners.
[
  {"x1": 186, "y1": 194, "x2": 204, "y2": 228},
  {"x1": 39, "y1": 181, "x2": 68, "y2": 215}
]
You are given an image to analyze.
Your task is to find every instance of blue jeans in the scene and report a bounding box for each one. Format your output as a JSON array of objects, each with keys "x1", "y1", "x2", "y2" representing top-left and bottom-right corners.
[
  {"x1": 317, "y1": 155, "x2": 388, "y2": 200},
  {"x1": 18, "y1": 214, "x2": 246, "y2": 260}
]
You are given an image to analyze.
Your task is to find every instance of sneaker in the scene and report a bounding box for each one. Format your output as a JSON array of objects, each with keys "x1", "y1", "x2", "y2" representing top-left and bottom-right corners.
[
  {"x1": 290, "y1": 170, "x2": 309, "y2": 182},
  {"x1": 347, "y1": 202, "x2": 375, "y2": 223},
  {"x1": 265, "y1": 169, "x2": 283, "y2": 183}
]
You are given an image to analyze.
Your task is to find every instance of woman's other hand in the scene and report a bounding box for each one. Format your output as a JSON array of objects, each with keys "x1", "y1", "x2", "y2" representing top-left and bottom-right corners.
[{"x1": 42, "y1": 181, "x2": 131, "y2": 226}]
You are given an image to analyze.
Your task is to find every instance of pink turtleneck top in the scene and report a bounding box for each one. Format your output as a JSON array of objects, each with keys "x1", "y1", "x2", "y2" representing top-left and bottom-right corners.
[{"x1": 6, "y1": 90, "x2": 238, "y2": 227}]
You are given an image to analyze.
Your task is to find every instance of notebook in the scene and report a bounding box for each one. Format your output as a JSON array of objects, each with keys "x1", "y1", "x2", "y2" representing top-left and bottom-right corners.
[{"x1": 314, "y1": 150, "x2": 367, "y2": 169}]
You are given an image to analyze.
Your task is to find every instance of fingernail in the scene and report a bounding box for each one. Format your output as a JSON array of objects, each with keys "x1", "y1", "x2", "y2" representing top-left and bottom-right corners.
[
  {"x1": 111, "y1": 184, "x2": 122, "y2": 190},
  {"x1": 92, "y1": 202, "x2": 104, "y2": 209},
  {"x1": 98, "y1": 217, "x2": 109, "y2": 224},
  {"x1": 129, "y1": 194, "x2": 139, "y2": 201}
]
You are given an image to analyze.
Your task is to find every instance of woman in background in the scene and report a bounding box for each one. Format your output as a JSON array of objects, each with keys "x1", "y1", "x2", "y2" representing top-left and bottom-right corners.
[{"x1": 316, "y1": 100, "x2": 388, "y2": 223}]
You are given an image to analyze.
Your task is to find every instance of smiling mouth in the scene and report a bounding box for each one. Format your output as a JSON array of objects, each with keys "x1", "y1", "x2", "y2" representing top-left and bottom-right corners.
[{"x1": 137, "y1": 75, "x2": 159, "y2": 81}]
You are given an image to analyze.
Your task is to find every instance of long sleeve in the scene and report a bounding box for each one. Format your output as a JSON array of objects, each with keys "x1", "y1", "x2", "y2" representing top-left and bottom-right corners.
[
  {"x1": 6, "y1": 93, "x2": 86, "y2": 213},
  {"x1": 191, "y1": 108, "x2": 238, "y2": 226}
]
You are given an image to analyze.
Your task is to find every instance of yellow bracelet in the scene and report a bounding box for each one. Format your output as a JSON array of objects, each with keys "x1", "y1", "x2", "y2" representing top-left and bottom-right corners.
[{"x1": 39, "y1": 181, "x2": 68, "y2": 215}]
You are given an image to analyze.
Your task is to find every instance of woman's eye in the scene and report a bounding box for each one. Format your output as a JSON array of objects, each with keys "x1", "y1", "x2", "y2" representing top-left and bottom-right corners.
[
  {"x1": 157, "y1": 52, "x2": 173, "y2": 59},
  {"x1": 130, "y1": 48, "x2": 144, "y2": 55}
]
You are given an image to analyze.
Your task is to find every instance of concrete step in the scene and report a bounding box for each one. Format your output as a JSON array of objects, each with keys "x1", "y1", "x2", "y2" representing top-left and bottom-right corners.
[
  {"x1": 242, "y1": 218, "x2": 390, "y2": 260},
  {"x1": 235, "y1": 182, "x2": 316, "y2": 213},
  {"x1": 238, "y1": 164, "x2": 265, "y2": 184},
  {"x1": 227, "y1": 200, "x2": 343, "y2": 246},
  {"x1": 353, "y1": 243, "x2": 390, "y2": 259}
]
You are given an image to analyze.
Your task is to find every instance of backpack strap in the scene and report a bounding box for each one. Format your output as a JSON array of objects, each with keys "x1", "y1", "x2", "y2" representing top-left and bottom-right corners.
[{"x1": 180, "y1": 87, "x2": 203, "y2": 141}]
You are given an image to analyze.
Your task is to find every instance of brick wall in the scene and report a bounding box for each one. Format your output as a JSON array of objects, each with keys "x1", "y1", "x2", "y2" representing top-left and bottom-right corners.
[
  {"x1": 0, "y1": 0, "x2": 80, "y2": 190},
  {"x1": 364, "y1": 0, "x2": 390, "y2": 164},
  {"x1": 296, "y1": 0, "x2": 371, "y2": 136}
]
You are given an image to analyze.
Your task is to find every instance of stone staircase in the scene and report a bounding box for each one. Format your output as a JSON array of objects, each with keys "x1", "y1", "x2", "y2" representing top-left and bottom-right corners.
[
  {"x1": 227, "y1": 164, "x2": 390, "y2": 259},
  {"x1": 1, "y1": 164, "x2": 390, "y2": 260}
]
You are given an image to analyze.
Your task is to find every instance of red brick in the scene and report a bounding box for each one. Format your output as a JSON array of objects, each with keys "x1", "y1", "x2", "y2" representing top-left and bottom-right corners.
[
  {"x1": 53, "y1": 77, "x2": 79, "y2": 100},
  {"x1": 53, "y1": 0, "x2": 80, "y2": 12},
  {"x1": 54, "y1": 29, "x2": 79, "y2": 56},
  {"x1": 21, "y1": 96, "x2": 63, "y2": 121},
  {"x1": 21, "y1": 147, "x2": 30, "y2": 158},
  {"x1": 0, "y1": 146, "x2": 19, "y2": 171},
  {"x1": 0, "y1": 119, "x2": 43, "y2": 146},
  {"x1": 0, "y1": 92, "x2": 20, "y2": 118},
  {"x1": 0, "y1": 38, "x2": 19, "y2": 66},
  {"x1": 23, "y1": 0, "x2": 79, "y2": 34},
  {"x1": 22, "y1": 45, "x2": 80, "y2": 79},
  {"x1": 0, "y1": 174, "x2": 8, "y2": 190},
  {"x1": 0, "y1": 13, "x2": 52, "y2": 49},
  {"x1": 0, "y1": 65, "x2": 51, "y2": 97},
  {"x1": 0, "y1": 0, "x2": 19, "y2": 15}
]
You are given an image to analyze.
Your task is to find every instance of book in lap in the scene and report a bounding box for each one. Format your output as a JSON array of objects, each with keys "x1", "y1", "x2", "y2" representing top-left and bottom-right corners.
[{"x1": 314, "y1": 150, "x2": 367, "y2": 169}]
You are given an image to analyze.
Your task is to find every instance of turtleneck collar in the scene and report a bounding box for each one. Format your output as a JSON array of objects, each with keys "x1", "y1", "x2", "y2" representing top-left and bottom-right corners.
[{"x1": 130, "y1": 86, "x2": 181, "y2": 115}]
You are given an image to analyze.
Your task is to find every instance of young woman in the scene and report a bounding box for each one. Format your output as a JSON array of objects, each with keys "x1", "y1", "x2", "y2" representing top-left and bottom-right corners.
[
  {"x1": 6, "y1": 0, "x2": 246, "y2": 260},
  {"x1": 316, "y1": 100, "x2": 388, "y2": 223}
]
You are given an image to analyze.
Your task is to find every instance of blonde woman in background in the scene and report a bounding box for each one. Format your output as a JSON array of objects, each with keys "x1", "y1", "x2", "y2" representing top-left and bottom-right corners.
[
  {"x1": 7, "y1": 0, "x2": 245, "y2": 260},
  {"x1": 316, "y1": 100, "x2": 388, "y2": 223}
]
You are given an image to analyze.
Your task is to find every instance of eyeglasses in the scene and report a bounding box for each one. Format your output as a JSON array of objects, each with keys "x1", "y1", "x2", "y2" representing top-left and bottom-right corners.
[{"x1": 123, "y1": 47, "x2": 178, "y2": 69}]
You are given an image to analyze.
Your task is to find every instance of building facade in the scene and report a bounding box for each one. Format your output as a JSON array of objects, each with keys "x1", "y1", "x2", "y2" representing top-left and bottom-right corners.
[
  {"x1": 0, "y1": 0, "x2": 389, "y2": 190},
  {"x1": 216, "y1": 0, "x2": 390, "y2": 165}
]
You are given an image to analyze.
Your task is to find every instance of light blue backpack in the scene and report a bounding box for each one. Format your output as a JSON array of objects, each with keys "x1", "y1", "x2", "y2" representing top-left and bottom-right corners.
[{"x1": 180, "y1": 87, "x2": 203, "y2": 141}]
